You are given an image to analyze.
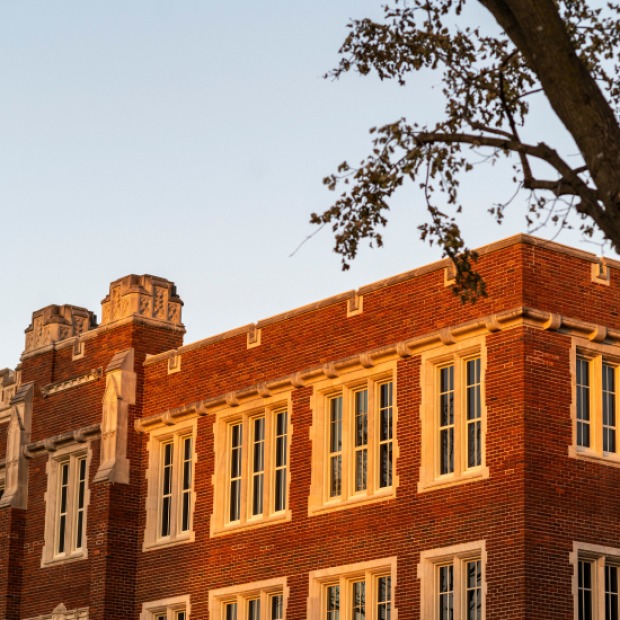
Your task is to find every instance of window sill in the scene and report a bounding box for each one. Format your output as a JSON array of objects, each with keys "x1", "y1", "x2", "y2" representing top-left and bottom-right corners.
[
  {"x1": 41, "y1": 550, "x2": 87, "y2": 568},
  {"x1": 308, "y1": 488, "x2": 395, "y2": 517},
  {"x1": 569, "y1": 446, "x2": 620, "y2": 467},
  {"x1": 417, "y1": 466, "x2": 489, "y2": 493},
  {"x1": 142, "y1": 531, "x2": 195, "y2": 552},
  {"x1": 211, "y1": 511, "x2": 291, "y2": 537}
]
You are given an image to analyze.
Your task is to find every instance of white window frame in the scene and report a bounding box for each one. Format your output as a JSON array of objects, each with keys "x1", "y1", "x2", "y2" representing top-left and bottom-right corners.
[
  {"x1": 308, "y1": 556, "x2": 397, "y2": 619},
  {"x1": 41, "y1": 443, "x2": 91, "y2": 567},
  {"x1": 308, "y1": 361, "x2": 397, "y2": 515},
  {"x1": 570, "y1": 542, "x2": 620, "y2": 620},
  {"x1": 418, "y1": 541, "x2": 486, "y2": 620},
  {"x1": 140, "y1": 594, "x2": 190, "y2": 620},
  {"x1": 571, "y1": 340, "x2": 620, "y2": 465},
  {"x1": 144, "y1": 420, "x2": 196, "y2": 551},
  {"x1": 418, "y1": 336, "x2": 488, "y2": 492},
  {"x1": 211, "y1": 395, "x2": 292, "y2": 536},
  {"x1": 209, "y1": 577, "x2": 287, "y2": 620}
]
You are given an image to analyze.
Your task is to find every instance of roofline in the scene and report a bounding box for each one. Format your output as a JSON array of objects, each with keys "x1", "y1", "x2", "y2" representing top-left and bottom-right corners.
[{"x1": 144, "y1": 233, "x2": 617, "y2": 365}]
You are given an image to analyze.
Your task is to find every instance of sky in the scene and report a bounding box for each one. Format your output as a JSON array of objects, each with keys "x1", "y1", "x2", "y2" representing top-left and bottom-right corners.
[{"x1": 0, "y1": 1, "x2": 606, "y2": 370}]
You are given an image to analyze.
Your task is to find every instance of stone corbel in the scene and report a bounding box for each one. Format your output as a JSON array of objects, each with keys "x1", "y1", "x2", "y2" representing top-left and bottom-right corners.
[
  {"x1": 93, "y1": 349, "x2": 136, "y2": 484},
  {"x1": 0, "y1": 382, "x2": 34, "y2": 509}
]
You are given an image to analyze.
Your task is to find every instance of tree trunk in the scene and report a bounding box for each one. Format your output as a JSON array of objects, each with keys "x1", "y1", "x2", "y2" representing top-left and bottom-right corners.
[{"x1": 479, "y1": 0, "x2": 620, "y2": 245}]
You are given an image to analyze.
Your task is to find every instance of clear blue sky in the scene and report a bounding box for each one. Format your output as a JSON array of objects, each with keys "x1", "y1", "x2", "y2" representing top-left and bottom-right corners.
[{"x1": 0, "y1": 1, "x2": 602, "y2": 370}]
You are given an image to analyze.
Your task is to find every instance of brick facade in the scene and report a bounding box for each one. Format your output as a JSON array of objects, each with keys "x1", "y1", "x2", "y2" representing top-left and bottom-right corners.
[{"x1": 1, "y1": 234, "x2": 619, "y2": 619}]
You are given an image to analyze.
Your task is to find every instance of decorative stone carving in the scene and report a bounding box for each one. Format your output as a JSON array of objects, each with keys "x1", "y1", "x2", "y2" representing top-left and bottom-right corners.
[
  {"x1": 23, "y1": 603, "x2": 89, "y2": 620},
  {"x1": 100, "y1": 274, "x2": 183, "y2": 328},
  {"x1": 93, "y1": 349, "x2": 136, "y2": 484},
  {"x1": 0, "y1": 368, "x2": 18, "y2": 412},
  {"x1": 0, "y1": 382, "x2": 34, "y2": 509},
  {"x1": 40, "y1": 368, "x2": 102, "y2": 398},
  {"x1": 24, "y1": 305, "x2": 96, "y2": 355}
]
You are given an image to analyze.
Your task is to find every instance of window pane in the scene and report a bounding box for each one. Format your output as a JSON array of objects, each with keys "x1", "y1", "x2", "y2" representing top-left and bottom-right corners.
[
  {"x1": 329, "y1": 397, "x2": 343, "y2": 497},
  {"x1": 439, "y1": 367, "x2": 455, "y2": 475},
  {"x1": 75, "y1": 457, "x2": 87, "y2": 550},
  {"x1": 274, "y1": 411, "x2": 288, "y2": 512},
  {"x1": 271, "y1": 594, "x2": 284, "y2": 620},
  {"x1": 377, "y1": 576, "x2": 391, "y2": 620},
  {"x1": 252, "y1": 418, "x2": 265, "y2": 516},
  {"x1": 606, "y1": 565, "x2": 619, "y2": 620},
  {"x1": 181, "y1": 437, "x2": 192, "y2": 532},
  {"x1": 439, "y1": 565, "x2": 454, "y2": 620},
  {"x1": 579, "y1": 560, "x2": 593, "y2": 620},
  {"x1": 577, "y1": 358, "x2": 591, "y2": 448},
  {"x1": 379, "y1": 382, "x2": 393, "y2": 488},
  {"x1": 352, "y1": 580, "x2": 365, "y2": 620},
  {"x1": 466, "y1": 358, "x2": 482, "y2": 468},
  {"x1": 603, "y1": 364, "x2": 617, "y2": 453},
  {"x1": 57, "y1": 462, "x2": 70, "y2": 553},
  {"x1": 160, "y1": 442, "x2": 173, "y2": 537},
  {"x1": 355, "y1": 390, "x2": 368, "y2": 492},
  {"x1": 248, "y1": 598, "x2": 260, "y2": 620},
  {"x1": 466, "y1": 560, "x2": 482, "y2": 620},
  {"x1": 229, "y1": 424, "x2": 243, "y2": 522},
  {"x1": 226, "y1": 602, "x2": 238, "y2": 620},
  {"x1": 326, "y1": 585, "x2": 340, "y2": 620}
]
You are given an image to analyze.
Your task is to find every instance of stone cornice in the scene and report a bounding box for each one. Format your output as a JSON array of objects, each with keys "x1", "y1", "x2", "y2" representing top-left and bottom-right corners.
[
  {"x1": 40, "y1": 368, "x2": 103, "y2": 398},
  {"x1": 23, "y1": 424, "x2": 101, "y2": 459},
  {"x1": 138, "y1": 305, "x2": 613, "y2": 432}
]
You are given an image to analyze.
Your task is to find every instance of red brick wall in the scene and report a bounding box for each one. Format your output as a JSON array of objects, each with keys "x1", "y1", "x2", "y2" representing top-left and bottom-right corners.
[{"x1": 5, "y1": 237, "x2": 620, "y2": 619}]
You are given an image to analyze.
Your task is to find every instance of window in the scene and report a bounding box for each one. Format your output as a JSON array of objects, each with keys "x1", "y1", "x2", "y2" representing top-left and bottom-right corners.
[
  {"x1": 212, "y1": 397, "x2": 291, "y2": 535},
  {"x1": 141, "y1": 595, "x2": 190, "y2": 620},
  {"x1": 571, "y1": 543, "x2": 620, "y2": 620},
  {"x1": 42, "y1": 445, "x2": 91, "y2": 566},
  {"x1": 419, "y1": 338, "x2": 488, "y2": 491},
  {"x1": 209, "y1": 577, "x2": 287, "y2": 620},
  {"x1": 144, "y1": 421, "x2": 196, "y2": 550},
  {"x1": 308, "y1": 557, "x2": 397, "y2": 619},
  {"x1": 419, "y1": 541, "x2": 486, "y2": 620},
  {"x1": 309, "y1": 363, "x2": 397, "y2": 513},
  {"x1": 573, "y1": 348, "x2": 620, "y2": 462}
]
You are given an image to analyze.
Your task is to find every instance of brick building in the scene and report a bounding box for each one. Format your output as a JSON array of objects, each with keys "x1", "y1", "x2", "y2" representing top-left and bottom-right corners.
[{"x1": 1, "y1": 234, "x2": 619, "y2": 619}]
